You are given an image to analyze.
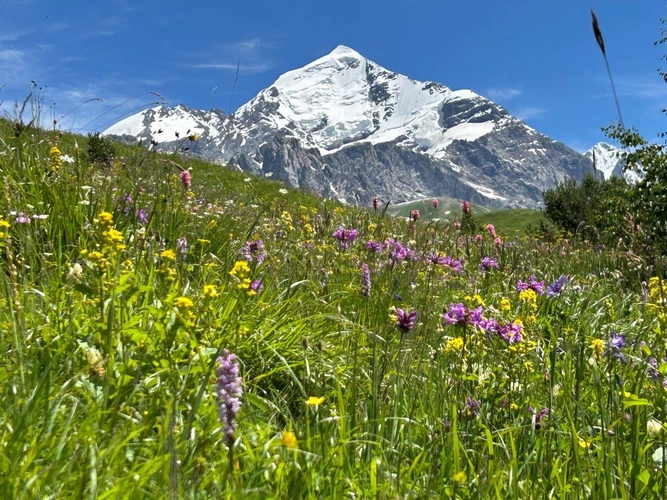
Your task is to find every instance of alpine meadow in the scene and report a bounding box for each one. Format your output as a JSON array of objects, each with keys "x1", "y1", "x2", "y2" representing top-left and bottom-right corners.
[{"x1": 2, "y1": 3, "x2": 667, "y2": 499}]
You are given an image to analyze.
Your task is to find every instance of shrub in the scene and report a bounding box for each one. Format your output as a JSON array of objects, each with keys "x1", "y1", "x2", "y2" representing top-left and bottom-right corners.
[{"x1": 86, "y1": 131, "x2": 116, "y2": 166}]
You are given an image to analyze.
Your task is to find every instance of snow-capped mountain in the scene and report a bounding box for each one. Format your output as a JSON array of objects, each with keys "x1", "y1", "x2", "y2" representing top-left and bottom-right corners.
[
  {"x1": 105, "y1": 45, "x2": 595, "y2": 208},
  {"x1": 583, "y1": 142, "x2": 623, "y2": 179},
  {"x1": 583, "y1": 142, "x2": 643, "y2": 183}
]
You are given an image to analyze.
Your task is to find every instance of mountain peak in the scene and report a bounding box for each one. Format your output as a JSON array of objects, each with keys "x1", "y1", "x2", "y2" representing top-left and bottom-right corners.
[{"x1": 328, "y1": 44, "x2": 363, "y2": 58}]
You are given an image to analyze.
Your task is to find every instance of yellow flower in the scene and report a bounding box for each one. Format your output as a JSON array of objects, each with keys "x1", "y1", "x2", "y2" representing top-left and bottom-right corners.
[
  {"x1": 577, "y1": 436, "x2": 592, "y2": 449},
  {"x1": 445, "y1": 337, "x2": 464, "y2": 353},
  {"x1": 306, "y1": 396, "x2": 325, "y2": 406},
  {"x1": 161, "y1": 249, "x2": 176, "y2": 261},
  {"x1": 591, "y1": 339, "x2": 604, "y2": 358},
  {"x1": 500, "y1": 297, "x2": 511, "y2": 312},
  {"x1": 97, "y1": 212, "x2": 114, "y2": 227},
  {"x1": 368, "y1": 223, "x2": 377, "y2": 232},
  {"x1": 303, "y1": 223, "x2": 314, "y2": 235},
  {"x1": 188, "y1": 133, "x2": 199, "y2": 142},
  {"x1": 281, "y1": 431, "x2": 297, "y2": 448},
  {"x1": 175, "y1": 296, "x2": 194, "y2": 310},
  {"x1": 202, "y1": 284, "x2": 218, "y2": 300},
  {"x1": 230, "y1": 260, "x2": 250, "y2": 278},
  {"x1": 452, "y1": 471, "x2": 466, "y2": 483},
  {"x1": 197, "y1": 239, "x2": 210, "y2": 244},
  {"x1": 519, "y1": 289, "x2": 538, "y2": 310}
]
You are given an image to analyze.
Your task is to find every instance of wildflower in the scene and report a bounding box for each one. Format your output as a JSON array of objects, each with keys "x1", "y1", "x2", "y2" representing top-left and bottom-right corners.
[
  {"x1": 648, "y1": 277, "x2": 665, "y2": 304},
  {"x1": 360, "y1": 263, "x2": 371, "y2": 297},
  {"x1": 161, "y1": 249, "x2": 176, "y2": 261},
  {"x1": 475, "y1": 234, "x2": 483, "y2": 242},
  {"x1": 102, "y1": 227, "x2": 125, "y2": 253},
  {"x1": 494, "y1": 237, "x2": 502, "y2": 247},
  {"x1": 547, "y1": 275, "x2": 568, "y2": 297},
  {"x1": 176, "y1": 237, "x2": 188, "y2": 259},
  {"x1": 306, "y1": 396, "x2": 325, "y2": 406},
  {"x1": 590, "y1": 338, "x2": 604, "y2": 358},
  {"x1": 332, "y1": 226, "x2": 358, "y2": 250},
  {"x1": 278, "y1": 188, "x2": 288, "y2": 195},
  {"x1": 577, "y1": 436, "x2": 592, "y2": 449},
  {"x1": 97, "y1": 212, "x2": 114, "y2": 227},
  {"x1": 67, "y1": 263, "x2": 84, "y2": 280},
  {"x1": 49, "y1": 145, "x2": 63, "y2": 170},
  {"x1": 202, "y1": 284, "x2": 218, "y2": 300},
  {"x1": 608, "y1": 333, "x2": 626, "y2": 364},
  {"x1": 445, "y1": 337, "x2": 464, "y2": 352},
  {"x1": 137, "y1": 209, "x2": 148, "y2": 224},
  {"x1": 216, "y1": 350, "x2": 243, "y2": 446},
  {"x1": 180, "y1": 170, "x2": 192, "y2": 190},
  {"x1": 281, "y1": 431, "x2": 297, "y2": 448},
  {"x1": 15, "y1": 213, "x2": 30, "y2": 224},
  {"x1": 87, "y1": 347, "x2": 105, "y2": 377},
  {"x1": 230, "y1": 260, "x2": 251, "y2": 278},
  {"x1": 241, "y1": 239, "x2": 265, "y2": 263},
  {"x1": 175, "y1": 296, "x2": 194, "y2": 310},
  {"x1": 500, "y1": 298, "x2": 511, "y2": 312},
  {"x1": 463, "y1": 397, "x2": 481, "y2": 417},
  {"x1": 188, "y1": 132, "x2": 199, "y2": 142},
  {"x1": 461, "y1": 200, "x2": 470, "y2": 214},
  {"x1": 478, "y1": 256, "x2": 499, "y2": 272},
  {"x1": 454, "y1": 222, "x2": 461, "y2": 229},
  {"x1": 411, "y1": 210, "x2": 420, "y2": 222},
  {"x1": 648, "y1": 419, "x2": 664, "y2": 438},
  {"x1": 395, "y1": 308, "x2": 417, "y2": 332},
  {"x1": 366, "y1": 240, "x2": 383, "y2": 253},
  {"x1": 443, "y1": 303, "x2": 484, "y2": 328},
  {"x1": 452, "y1": 471, "x2": 466, "y2": 483},
  {"x1": 373, "y1": 196, "x2": 379, "y2": 211},
  {"x1": 528, "y1": 406, "x2": 549, "y2": 430},
  {"x1": 485, "y1": 224, "x2": 496, "y2": 238},
  {"x1": 516, "y1": 276, "x2": 545, "y2": 295},
  {"x1": 432, "y1": 198, "x2": 439, "y2": 209},
  {"x1": 518, "y1": 289, "x2": 538, "y2": 310},
  {"x1": 249, "y1": 279, "x2": 264, "y2": 295}
]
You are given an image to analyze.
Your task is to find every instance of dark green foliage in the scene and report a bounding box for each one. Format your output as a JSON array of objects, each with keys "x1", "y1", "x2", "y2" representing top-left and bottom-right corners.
[
  {"x1": 86, "y1": 131, "x2": 116, "y2": 166},
  {"x1": 542, "y1": 173, "x2": 632, "y2": 244}
]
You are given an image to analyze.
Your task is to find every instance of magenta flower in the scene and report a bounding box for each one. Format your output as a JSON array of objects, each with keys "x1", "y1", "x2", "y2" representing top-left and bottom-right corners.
[
  {"x1": 411, "y1": 210, "x2": 420, "y2": 222},
  {"x1": 432, "y1": 198, "x2": 439, "y2": 209},
  {"x1": 373, "y1": 197, "x2": 379, "y2": 211},
  {"x1": 443, "y1": 303, "x2": 484, "y2": 327},
  {"x1": 486, "y1": 224, "x2": 496, "y2": 238},
  {"x1": 360, "y1": 263, "x2": 371, "y2": 297},
  {"x1": 461, "y1": 200, "x2": 470, "y2": 214},
  {"x1": 396, "y1": 308, "x2": 417, "y2": 332},
  {"x1": 332, "y1": 226, "x2": 358, "y2": 250}
]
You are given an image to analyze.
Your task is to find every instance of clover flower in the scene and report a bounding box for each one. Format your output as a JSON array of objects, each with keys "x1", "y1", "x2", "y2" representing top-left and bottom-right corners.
[
  {"x1": 180, "y1": 169, "x2": 192, "y2": 190},
  {"x1": 216, "y1": 350, "x2": 243, "y2": 446}
]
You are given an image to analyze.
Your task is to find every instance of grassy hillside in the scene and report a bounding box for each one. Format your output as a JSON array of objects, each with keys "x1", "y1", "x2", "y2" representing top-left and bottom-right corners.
[{"x1": 1, "y1": 116, "x2": 666, "y2": 498}]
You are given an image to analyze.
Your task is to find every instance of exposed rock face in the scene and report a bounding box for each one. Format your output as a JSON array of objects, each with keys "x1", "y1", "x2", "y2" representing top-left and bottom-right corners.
[{"x1": 105, "y1": 45, "x2": 596, "y2": 208}]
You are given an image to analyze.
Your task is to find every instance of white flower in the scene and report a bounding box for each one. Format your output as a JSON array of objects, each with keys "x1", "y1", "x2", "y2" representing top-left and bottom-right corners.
[
  {"x1": 62, "y1": 154, "x2": 74, "y2": 164},
  {"x1": 648, "y1": 418, "x2": 663, "y2": 438},
  {"x1": 279, "y1": 189, "x2": 288, "y2": 194},
  {"x1": 68, "y1": 263, "x2": 84, "y2": 280},
  {"x1": 264, "y1": 172, "x2": 273, "y2": 177},
  {"x1": 244, "y1": 177, "x2": 252, "y2": 182}
]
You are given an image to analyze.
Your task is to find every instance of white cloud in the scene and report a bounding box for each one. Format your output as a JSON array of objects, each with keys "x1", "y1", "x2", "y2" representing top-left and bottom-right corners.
[
  {"x1": 485, "y1": 87, "x2": 522, "y2": 101},
  {"x1": 514, "y1": 107, "x2": 546, "y2": 121},
  {"x1": 181, "y1": 38, "x2": 277, "y2": 75}
]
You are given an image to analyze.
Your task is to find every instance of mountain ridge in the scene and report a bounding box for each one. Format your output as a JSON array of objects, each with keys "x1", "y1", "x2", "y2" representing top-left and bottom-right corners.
[{"x1": 105, "y1": 45, "x2": 595, "y2": 208}]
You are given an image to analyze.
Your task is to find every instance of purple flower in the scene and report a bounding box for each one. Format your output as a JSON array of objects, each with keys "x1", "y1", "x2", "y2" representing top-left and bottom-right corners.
[
  {"x1": 479, "y1": 318, "x2": 523, "y2": 344},
  {"x1": 608, "y1": 333, "x2": 627, "y2": 364},
  {"x1": 137, "y1": 208, "x2": 149, "y2": 224},
  {"x1": 479, "y1": 257, "x2": 499, "y2": 272},
  {"x1": 242, "y1": 240, "x2": 265, "y2": 263},
  {"x1": 546, "y1": 275, "x2": 568, "y2": 297},
  {"x1": 463, "y1": 397, "x2": 481, "y2": 418},
  {"x1": 332, "y1": 227, "x2": 358, "y2": 250},
  {"x1": 216, "y1": 350, "x2": 243, "y2": 446},
  {"x1": 529, "y1": 406, "x2": 549, "y2": 430},
  {"x1": 360, "y1": 263, "x2": 371, "y2": 298},
  {"x1": 396, "y1": 308, "x2": 417, "y2": 332},
  {"x1": 366, "y1": 240, "x2": 383, "y2": 253},
  {"x1": 516, "y1": 276, "x2": 545, "y2": 295},
  {"x1": 250, "y1": 278, "x2": 264, "y2": 294},
  {"x1": 426, "y1": 253, "x2": 464, "y2": 273},
  {"x1": 443, "y1": 303, "x2": 484, "y2": 328}
]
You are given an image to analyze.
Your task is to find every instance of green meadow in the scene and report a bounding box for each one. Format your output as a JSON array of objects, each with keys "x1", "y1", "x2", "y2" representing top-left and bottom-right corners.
[{"x1": 1, "y1": 118, "x2": 666, "y2": 499}]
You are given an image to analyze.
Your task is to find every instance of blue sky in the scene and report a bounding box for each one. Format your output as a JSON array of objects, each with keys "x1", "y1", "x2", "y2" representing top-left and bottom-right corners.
[{"x1": 1, "y1": 0, "x2": 665, "y2": 151}]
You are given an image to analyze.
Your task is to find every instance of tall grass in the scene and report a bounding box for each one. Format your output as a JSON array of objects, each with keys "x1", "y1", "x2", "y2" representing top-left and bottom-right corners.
[{"x1": 0, "y1": 112, "x2": 665, "y2": 498}]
